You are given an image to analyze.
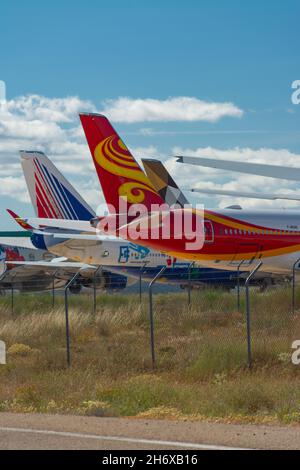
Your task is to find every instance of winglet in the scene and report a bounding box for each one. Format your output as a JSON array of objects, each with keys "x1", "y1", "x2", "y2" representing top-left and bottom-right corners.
[{"x1": 6, "y1": 209, "x2": 34, "y2": 231}]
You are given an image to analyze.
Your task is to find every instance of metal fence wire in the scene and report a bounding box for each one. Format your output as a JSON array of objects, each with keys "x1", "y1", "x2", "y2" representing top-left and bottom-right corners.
[{"x1": 0, "y1": 266, "x2": 299, "y2": 372}]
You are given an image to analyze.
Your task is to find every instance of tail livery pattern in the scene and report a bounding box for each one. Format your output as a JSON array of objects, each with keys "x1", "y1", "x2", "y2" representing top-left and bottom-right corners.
[
  {"x1": 79, "y1": 113, "x2": 164, "y2": 212},
  {"x1": 6, "y1": 209, "x2": 34, "y2": 231},
  {"x1": 21, "y1": 151, "x2": 95, "y2": 221},
  {"x1": 142, "y1": 159, "x2": 189, "y2": 208}
]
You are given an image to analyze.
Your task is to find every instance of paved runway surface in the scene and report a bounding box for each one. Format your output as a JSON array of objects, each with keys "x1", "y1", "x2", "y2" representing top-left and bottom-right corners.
[{"x1": 0, "y1": 413, "x2": 300, "y2": 450}]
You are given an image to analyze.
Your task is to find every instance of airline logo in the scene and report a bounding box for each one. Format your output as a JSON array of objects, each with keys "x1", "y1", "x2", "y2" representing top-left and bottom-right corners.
[
  {"x1": 0, "y1": 246, "x2": 25, "y2": 269},
  {"x1": 33, "y1": 158, "x2": 92, "y2": 220},
  {"x1": 94, "y1": 135, "x2": 157, "y2": 204},
  {"x1": 118, "y1": 243, "x2": 150, "y2": 263}
]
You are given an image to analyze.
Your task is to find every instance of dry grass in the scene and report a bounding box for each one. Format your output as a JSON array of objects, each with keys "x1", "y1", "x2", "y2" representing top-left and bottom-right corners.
[{"x1": 1, "y1": 288, "x2": 300, "y2": 423}]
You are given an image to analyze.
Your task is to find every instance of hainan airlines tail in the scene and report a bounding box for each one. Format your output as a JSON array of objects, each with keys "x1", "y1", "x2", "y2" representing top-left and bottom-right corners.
[
  {"x1": 79, "y1": 113, "x2": 164, "y2": 213},
  {"x1": 20, "y1": 151, "x2": 95, "y2": 221}
]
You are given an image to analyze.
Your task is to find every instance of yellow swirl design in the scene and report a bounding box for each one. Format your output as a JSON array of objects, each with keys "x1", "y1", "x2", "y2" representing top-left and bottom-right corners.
[
  {"x1": 94, "y1": 135, "x2": 157, "y2": 203},
  {"x1": 118, "y1": 182, "x2": 157, "y2": 204}
]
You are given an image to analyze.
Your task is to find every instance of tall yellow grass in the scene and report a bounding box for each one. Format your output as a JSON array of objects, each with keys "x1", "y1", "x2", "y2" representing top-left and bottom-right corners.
[{"x1": 0, "y1": 288, "x2": 300, "y2": 422}]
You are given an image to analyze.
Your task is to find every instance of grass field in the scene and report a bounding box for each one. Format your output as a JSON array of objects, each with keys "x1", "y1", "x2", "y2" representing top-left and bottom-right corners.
[{"x1": 1, "y1": 288, "x2": 300, "y2": 424}]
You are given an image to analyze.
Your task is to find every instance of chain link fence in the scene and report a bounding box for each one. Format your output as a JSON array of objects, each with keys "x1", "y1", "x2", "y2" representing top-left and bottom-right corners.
[{"x1": 0, "y1": 267, "x2": 298, "y2": 375}]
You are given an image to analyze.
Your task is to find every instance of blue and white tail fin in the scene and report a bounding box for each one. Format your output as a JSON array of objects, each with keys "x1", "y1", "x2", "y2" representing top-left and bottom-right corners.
[{"x1": 20, "y1": 151, "x2": 95, "y2": 221}]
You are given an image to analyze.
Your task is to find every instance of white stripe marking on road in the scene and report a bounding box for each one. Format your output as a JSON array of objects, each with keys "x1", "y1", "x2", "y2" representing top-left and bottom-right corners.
[{"x1": 0, "y1": 426, "x2": 251, "y2": 450}]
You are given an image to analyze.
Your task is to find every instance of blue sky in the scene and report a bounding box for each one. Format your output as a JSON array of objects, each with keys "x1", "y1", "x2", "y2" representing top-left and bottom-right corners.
[{"x1": 0, "y1": 0, "x2": 299, "y2": 229}]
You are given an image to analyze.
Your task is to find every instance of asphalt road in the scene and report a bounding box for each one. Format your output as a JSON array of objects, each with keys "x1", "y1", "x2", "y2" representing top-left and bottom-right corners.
[{"x1": 0, "y1": 413, "x2": 300, "y2": 450}]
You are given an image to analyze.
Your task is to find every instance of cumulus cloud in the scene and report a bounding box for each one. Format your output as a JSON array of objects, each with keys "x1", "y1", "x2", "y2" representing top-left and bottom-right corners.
[
  {"x1": 0, "y1": 176, "x2": 30, "y2": 202},
  {"x1": 0, "y1": 92, "x2": 168, "y2": 210},
  {"x1": 0, "y1": 94, "x2": 97, "y2": 211},
  {"x1": 0, "y1": 91, "x2": 298, "y2": 214},
  {"x1": 100, "y1": 97, "x2": 243, "y2": 123},
  {"x1": 4, "y1": 95, "x2": 95, "y2": 123}
]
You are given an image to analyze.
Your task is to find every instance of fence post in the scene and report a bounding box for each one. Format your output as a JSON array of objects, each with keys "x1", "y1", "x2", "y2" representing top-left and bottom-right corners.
[
  {"x1": 64, "y1": 270, "x2": 81, "y2": 367},
  {"x1": 236, "y1": 260, "x2": 244, "y2": 312},
  {"x1": 148, "y1": 266, "x2": 167, "y2": 369},
  {"x1": 291, "y1": 257, "x2": 300, "y2": 314},
  {"x1": 139, "y1": 262, "x2": 148, "y2": 304},
  {"x1": 11, "y1": 284, "x2": 14, "y2": 315},
  {"x1": 51, "y1": 270, "x2": 58, "y2": 309},
  {"x1": 93, "y1": 265, "x2": 102, "y2": 315},
  {"x1": 245, "y1": 261, "x2": 263, "y2": 369},
  {"x1": 187, "y1": 262, "x2": 195, "y2": 306}
]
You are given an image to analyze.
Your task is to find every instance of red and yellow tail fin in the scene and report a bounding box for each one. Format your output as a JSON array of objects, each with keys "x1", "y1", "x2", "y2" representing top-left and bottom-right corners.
[
  {"x1": 79, "y1": 113, "x2": 164, "y2": 213},
  {"x1": 6, "y1": 209, "x2": 33, "y2": 231}
]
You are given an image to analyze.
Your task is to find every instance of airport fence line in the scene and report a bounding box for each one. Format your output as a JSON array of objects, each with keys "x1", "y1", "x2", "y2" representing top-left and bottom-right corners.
[{"x1": 0, "y1": 267, "x2": 298, "y2": 372}]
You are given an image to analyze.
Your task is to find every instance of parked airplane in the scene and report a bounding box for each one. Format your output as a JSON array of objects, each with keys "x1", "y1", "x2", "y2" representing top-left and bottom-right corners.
[
  {"x1": 18, "y1": 150, "x2": 263, "y2": 289},
  {"x1": 76, "y1": 113, "x2": 300, "y2": 276},
  {"x1": 0, "y1": 232, "x2": 93, "y2": 293},
  {"x1": 2, "y1": 151, "x2": 129, "y2": 292}
]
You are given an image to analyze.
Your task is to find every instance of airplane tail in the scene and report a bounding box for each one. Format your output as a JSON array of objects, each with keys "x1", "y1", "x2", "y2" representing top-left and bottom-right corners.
[
  {"x1": 20, "y1": 151, "x2": 95, "y2": 221},
  {"x1": 6, "y1": 209, "x2": 34, "y2": 231},
  {"x1": 79, "y1": 113, "x2": 164, "y2": 213},
  {"x1": 142, "y1": 159, "x2": 190, "y2": 207}
]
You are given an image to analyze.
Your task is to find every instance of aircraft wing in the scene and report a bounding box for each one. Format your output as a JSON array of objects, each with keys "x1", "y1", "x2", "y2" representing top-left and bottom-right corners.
[
  {"x1": 2, "y1": 260, "x2": 98, "y2": 287},
  {"x1": 38, "y1": 231, "x2": 102, "y2": 241},
  {"x1": 5, "y1": 260, "x2": 95, "y2": 270},
  {"x1": 24, "y1": 218, "x2": 95, "y2": 232},
  {"x1": 0, "y1": 237, "x2": 36, "y2": 249},
  {"x1": 188, "y1": 188, "x2": 300, "y2": 201},
  {"x1": 176, "y1": 156, "x2": 300, "y2": 181},
  {"x1": 0, "y1": 231, "x2": 35, "y2": 249}
]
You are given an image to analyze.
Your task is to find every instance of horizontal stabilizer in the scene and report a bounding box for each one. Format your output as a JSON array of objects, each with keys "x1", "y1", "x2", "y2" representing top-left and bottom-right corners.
[{"x1": 176, "y1": 156, "x2": 300, "y2": 182}]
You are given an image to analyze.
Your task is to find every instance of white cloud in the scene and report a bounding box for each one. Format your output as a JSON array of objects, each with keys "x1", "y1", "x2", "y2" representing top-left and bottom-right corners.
[
  {"x1": 0, "y1": 91, "x2": 298, "y2": 215},
  {"x1": 4, "y1": 95, "x2": 95, "y2": 123},
  {"x1": 0, "y1": 176, "x2": 30, "y2": 202},
  {"x1": 100, "y1": 96, "x2": 243, "y2": 123},
  {"x1": 0, "y1": 94, "x2": 97, "y2": 214},
  {"x1": 0, "y1": 93, "x2": 171, "y2": 213}
]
